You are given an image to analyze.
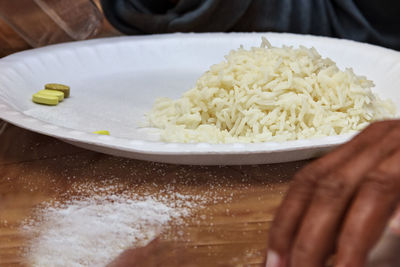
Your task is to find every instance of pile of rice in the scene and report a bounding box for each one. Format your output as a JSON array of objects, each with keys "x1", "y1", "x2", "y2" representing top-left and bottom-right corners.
[{"x1": 147, "y1": 38, "x2": 396, "y2": 143}]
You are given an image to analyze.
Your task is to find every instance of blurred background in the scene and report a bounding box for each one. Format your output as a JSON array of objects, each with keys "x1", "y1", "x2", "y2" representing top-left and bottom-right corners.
[{"x1": 0, "y1": 0, "x2": 120, "y2": 58}]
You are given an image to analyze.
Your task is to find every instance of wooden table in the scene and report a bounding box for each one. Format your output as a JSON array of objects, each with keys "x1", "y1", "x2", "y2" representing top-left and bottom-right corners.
[{"x1": 0, "y1": 120, "x2": 309, "y2": 266}]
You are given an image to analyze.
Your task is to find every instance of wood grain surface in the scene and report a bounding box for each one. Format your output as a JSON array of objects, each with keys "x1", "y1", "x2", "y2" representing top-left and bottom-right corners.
[{"x1": 0, "y1": 120, "x2": 310, "y2": 266}]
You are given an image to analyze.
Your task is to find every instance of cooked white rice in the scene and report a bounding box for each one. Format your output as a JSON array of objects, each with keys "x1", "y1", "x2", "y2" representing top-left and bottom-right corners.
[{"x1": 147, "y1": 38, "x2": 396, "y2": 143}]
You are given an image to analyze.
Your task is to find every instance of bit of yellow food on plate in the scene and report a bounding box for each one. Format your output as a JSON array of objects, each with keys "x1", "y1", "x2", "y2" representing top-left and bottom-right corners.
[{"x1": 93, "y1": 130, "x2": 110, "y2": 135}]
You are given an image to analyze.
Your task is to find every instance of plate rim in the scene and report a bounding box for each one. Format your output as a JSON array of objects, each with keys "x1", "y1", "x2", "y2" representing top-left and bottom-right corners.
[{"x1": 2, "y1": 32, "x2": 398, "y2": 159}]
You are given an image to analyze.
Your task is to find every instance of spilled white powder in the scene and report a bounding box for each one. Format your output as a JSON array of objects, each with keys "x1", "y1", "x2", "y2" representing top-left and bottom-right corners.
[{"x1": 22, "y1": 192, "x2": 202, "y2": 267}]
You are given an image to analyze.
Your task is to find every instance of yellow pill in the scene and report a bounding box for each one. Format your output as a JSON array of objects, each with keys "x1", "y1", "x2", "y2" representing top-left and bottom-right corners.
[
  {"x1": 32, "y1": 93, "x2": 59, "y2": 106},
  {"x1": 45, "y1": 83, "x2": 70, "y2": 98},
  {"x1": 93, "y1": 130, "x2": 110, "y2": 135},
  {"x1": 37, "y1": 89, "x2": 64, "y2": 101}
]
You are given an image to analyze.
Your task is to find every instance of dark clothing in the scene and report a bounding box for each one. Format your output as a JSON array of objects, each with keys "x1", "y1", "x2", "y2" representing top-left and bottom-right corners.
[{"x1": 101, "y1": 0, "x2": 400, "y2": 50}]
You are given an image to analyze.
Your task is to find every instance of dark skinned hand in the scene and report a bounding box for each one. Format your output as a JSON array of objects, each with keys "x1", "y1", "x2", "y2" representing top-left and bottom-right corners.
[
  {"x1": 108, "y1": 120, "x2": 400, "y2": 267},
  {"x1": 107, "y1": 238, "x2": 196, "y2": 267},
  {"x1": 267, "y1": 120, "x2": 400, "y2": 267}
]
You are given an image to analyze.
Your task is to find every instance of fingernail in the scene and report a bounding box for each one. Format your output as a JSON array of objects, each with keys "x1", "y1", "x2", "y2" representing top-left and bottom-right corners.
[
  {"x1": 266, "y1": 250, "x2": 281, "y2": 267},
  {"x1": 389, "y1": 209, "x2": 400, "y2": 235}
]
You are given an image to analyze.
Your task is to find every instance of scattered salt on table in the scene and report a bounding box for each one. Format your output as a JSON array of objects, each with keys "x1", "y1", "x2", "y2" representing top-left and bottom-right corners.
[{"x1": 21, "y1": 190, "x2": 205, "y2": 267}]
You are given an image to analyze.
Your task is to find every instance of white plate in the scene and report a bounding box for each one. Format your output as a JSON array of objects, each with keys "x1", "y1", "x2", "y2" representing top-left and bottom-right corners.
[{"x1": 1, "y1": 33, "x2": 400, "y2": 165}]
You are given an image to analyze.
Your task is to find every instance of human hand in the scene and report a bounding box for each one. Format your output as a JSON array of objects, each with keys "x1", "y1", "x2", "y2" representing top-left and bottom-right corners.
[
  {"x1": 366, "y1": 218, "x2": 400, "y2": 267},
  {"x1": 267, "y1": 120, "x2": 400, "y2": 267},
  {"x1": 107, "y1": 238, "x2": 195, "y2": 267}
]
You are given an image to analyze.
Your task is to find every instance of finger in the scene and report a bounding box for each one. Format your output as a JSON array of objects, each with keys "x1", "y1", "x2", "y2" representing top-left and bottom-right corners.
[
  {"x1": 107, "y1": 238, "x2": 161, "y2": 267},
  {"x1": 108, "y1": 238, "x2": 195, "y2": 267},
  {"x1": 388, "y1": 204, "x2": 400, "y2": 235},
  {"x1": 335, "y1": 149, "x2": 400, "y2": 267},
  {"x1": 268, "y1": 121, "x2": 399, "y2": 260},
  {"x1": 290, "y1": 125, "x2": 400, "y2": 267},
  {"x1": 365, "y1": 230, "x2": 400, "y2": 267}
]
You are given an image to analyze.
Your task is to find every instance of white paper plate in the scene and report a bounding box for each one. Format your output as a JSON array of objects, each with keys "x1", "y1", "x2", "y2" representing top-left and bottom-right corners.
[{"x1": 1, "y1": 33, "x2": 399, "y2": 165}]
